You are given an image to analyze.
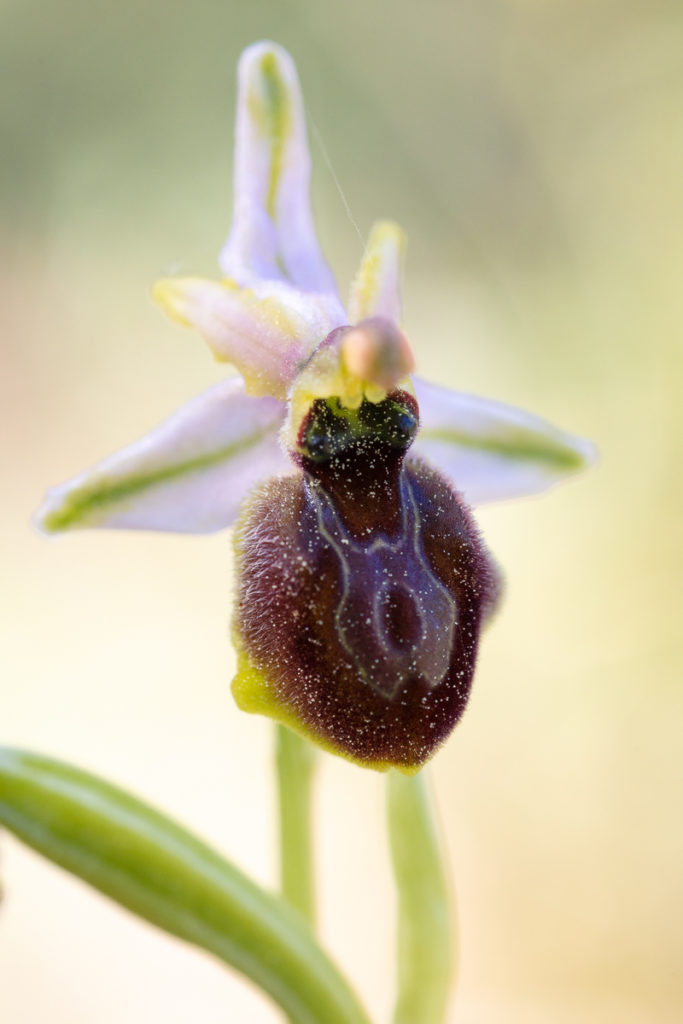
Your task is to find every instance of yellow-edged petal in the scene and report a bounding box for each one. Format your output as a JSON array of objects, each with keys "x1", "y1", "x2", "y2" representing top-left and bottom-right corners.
[
  {"x1": 219, "y1": 41, "x2": 344, "y2": 328},
  {"x1": 348, "y1": 221, "x2": 405, "y2": 325},
  {"x1": 153, "y1": 276, "x2": 318, "y2": 400}
]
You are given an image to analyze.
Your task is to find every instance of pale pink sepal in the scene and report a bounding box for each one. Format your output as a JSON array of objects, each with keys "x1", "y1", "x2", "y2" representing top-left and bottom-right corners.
[
  {"x1": 219, "y1": 41, "x2": 344, "y2": 327},
  {"x1": 153, "y1": 277, "x2": 322, "y2": 400},
  {"x1": 412, "y1": 377, "x2": 596, "y2": 505},
  {"x1": 35, "y1": 380, "x2": 288, "y2": 534}
]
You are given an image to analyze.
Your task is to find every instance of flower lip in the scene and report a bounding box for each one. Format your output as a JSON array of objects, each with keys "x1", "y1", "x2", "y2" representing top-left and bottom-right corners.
[{"x1": 232, "y1": 451, "x2": 499, "y2": 771}]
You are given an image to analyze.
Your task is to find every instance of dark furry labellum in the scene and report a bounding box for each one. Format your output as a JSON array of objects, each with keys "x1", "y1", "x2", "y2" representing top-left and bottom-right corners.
[{"x1": 232, "y1": 389, "x2": 498, "y2": 772}]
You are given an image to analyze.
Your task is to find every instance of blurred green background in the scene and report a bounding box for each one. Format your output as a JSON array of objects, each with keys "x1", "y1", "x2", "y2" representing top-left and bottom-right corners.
[{"x1": 2, "y1": 1, "x2": 682, "y2": 1021}]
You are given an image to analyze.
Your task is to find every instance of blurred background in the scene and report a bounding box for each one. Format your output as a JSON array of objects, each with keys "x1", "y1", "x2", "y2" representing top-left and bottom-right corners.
[{"x1": 2, "y1": 1, "x2": 682, "y2": 1021}]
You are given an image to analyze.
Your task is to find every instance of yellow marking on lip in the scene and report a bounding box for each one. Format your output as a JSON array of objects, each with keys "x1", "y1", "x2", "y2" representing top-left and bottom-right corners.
[{"x1": 230, "y1": 648, "x2": 421, "y2": 776}]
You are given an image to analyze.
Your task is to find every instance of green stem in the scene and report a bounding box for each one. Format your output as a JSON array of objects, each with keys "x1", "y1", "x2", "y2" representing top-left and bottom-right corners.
[
  {"x1": 0, "y1": 747, "x2": 371, "y2": 1024},
  {"x1": 276, "y1": 724, "x2": 317, "y2": 927},
  {"x1": 387, "y1": 769, "x2": 455, "y2": 1024}
]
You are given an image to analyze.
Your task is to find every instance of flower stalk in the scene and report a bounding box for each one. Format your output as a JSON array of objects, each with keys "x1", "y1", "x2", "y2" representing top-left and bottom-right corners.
[
  {"x1": 276, "y1": 724, "x2": 318, "y2": 927},
  {"x1": 387, "y1": 770, "x2": 454, "y2": 1024}
]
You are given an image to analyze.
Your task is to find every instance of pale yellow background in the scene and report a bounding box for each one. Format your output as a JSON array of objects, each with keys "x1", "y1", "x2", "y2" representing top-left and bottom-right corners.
[{"x1": 1, "y1": 2, "x2": 682, "y2": 1022}]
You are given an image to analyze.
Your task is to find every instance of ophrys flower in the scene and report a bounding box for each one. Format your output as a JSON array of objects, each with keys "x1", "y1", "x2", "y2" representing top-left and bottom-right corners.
[{"x1": 36, "y1": 41, "x2": 593, "y2": 771}]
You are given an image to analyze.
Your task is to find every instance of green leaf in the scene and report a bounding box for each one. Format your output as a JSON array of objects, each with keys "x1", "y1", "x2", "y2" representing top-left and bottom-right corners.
[
  {"x1": 0, "y1": 747, "x2": 371, "y2": 1024},
  {"x1": 387, "y1": 770, "x2": 454, "y2": 1024}
]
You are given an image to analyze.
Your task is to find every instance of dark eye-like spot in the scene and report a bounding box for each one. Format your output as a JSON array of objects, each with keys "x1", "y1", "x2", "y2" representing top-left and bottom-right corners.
[
  {"x1": 390, "y1": 409, "x2": 418, "y2": 448},
  {"x1": 359, "y1": 398, "x2": 418, "y2": 449},
  {"x1": 305, "y1": 432, "x2": 334, "y2": 462},
  {"x1": 300, "y1": 400, "x2": 350, "y2": 462},
  {"x1": 298, "y1": 392, "x2": 419, "y2": 466}
]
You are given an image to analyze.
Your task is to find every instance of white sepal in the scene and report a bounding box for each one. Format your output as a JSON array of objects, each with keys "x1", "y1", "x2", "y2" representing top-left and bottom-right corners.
[
  {"x1": 219, "y1": 41, "x2": 343, "y2": 325},
  {"x1": 412, "y1": 377, "x2": 596, "y2": 505},
  {"x1": 36, "y1": 379, "x2": 288, "y2": 534}
]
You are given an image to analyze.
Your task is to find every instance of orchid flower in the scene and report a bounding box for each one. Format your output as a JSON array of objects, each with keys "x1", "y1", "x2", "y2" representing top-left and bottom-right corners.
[{"x1": 36, "y1": 41, "x2": 593, "y2": 772}]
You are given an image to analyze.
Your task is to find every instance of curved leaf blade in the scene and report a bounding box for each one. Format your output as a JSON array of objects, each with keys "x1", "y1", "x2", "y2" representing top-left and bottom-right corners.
[{"x1": 0, "y1": 748, "x2": 370, "y2": 1024}]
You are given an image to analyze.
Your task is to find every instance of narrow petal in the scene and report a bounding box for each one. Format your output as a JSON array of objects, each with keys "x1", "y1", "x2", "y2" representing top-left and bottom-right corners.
[
  {"x1": 348, "y1": 221, "x2": 405, "y2": 325},
  {"x1": 153, "y1": 276, "x2": 317, "y2": 399},
  {"x1": 412, "y1": 377, "x2": 596, "y2": 505},
  {"x1": 219, "y1": 41, "x2": 343, "y2": 318},
  {"x1": 36, "y1": 380, "x2": 288, "y2": 534}
]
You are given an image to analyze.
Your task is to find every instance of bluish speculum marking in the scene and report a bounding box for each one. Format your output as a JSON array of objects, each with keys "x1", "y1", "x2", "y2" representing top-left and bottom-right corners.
[
  {"x1": 306, "y1": 471, "x2": 457, "y2": 698},
  {"x1": 234, "y1": 387, "x2": 498, "y2": 768}
]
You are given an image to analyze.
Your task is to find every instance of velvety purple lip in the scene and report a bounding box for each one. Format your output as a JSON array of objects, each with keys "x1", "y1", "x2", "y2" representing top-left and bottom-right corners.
[{"x1": 234, "y1": 389, "x2": 499, "y2": 769}]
